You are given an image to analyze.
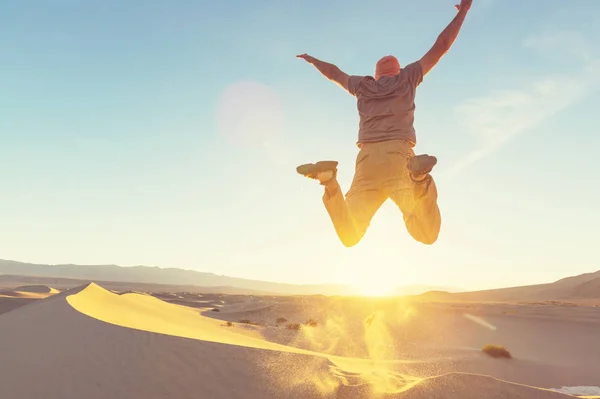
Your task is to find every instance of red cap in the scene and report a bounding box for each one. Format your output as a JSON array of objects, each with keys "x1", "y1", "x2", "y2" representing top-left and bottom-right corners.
[{"x1": 375, "y1": 55, "x2": 401, "y2": 80}]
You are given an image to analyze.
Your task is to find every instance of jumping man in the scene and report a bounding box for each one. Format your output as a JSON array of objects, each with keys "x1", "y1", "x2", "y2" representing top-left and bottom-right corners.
[{"x1": 296, "y1": 0, "x2": 472, "y2": 247}]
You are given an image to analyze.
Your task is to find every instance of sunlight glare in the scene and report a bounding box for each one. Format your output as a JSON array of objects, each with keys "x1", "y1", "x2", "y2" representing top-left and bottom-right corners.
[{"x1": 356, "y1": 279, "x2": 397, "y2": 297}]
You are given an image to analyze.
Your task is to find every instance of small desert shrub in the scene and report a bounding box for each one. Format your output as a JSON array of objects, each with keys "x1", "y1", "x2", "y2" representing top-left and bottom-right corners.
[
  {"x1": 239, "y1": 319, "x2": 252, "y2": 324},
  {"x1": 286, "y1": 323, "x2": 301, "y2": 331},
  {"x1": 226, "y1": 321, "x2": 233, "y2": 327},
  {"x1": 304, "y1": 318, "x2": 318, "y2": 327},
  {"x1": 482, "y1": 344, "x2": 512, "y2": 359},
  {"x1": 276, "y1": 317, "x2": 288, "y2": 324},
  {"x1": 211, "y1": 307, "x2": 220, "y2": 312}
]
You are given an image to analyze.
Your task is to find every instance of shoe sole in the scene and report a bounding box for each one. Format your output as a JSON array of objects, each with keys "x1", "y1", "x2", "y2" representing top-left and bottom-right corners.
[
  {"x1": 408, "y1": 155, "x2": 437, "y2": 176},
  {"x1": 296, "y1": 161, "x2": 338, "y2": 177}
]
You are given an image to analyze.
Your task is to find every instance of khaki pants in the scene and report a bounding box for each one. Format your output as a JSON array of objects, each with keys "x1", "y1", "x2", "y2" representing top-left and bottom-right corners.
[{"x1": 322, "y1": 139, "x2": 441, "y2": 247}]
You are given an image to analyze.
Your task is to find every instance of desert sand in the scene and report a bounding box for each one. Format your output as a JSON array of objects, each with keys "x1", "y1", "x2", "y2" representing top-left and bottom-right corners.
[
  {"x1": 0, "y1": 284, "x2": 59, "y2": 315},
  {"x1": 1, "y1": 282, "x2": 599, "y2": 398}
]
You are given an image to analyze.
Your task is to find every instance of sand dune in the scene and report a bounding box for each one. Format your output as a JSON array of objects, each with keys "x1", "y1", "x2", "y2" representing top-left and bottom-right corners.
[
  {"x1": 0, "y1": 296, "x2": 40, "y2": 315},
  {"x1": 414, "y1": 270, "x2": 600, "y2": 303},
  {"x1": 0, "y1": 285, "x2": 60, "y2": 315},
  {"x1": 0, "y1": 290, "x2": 47, "y2": 299},
  {"x1": 1, "y1": 282, "x2": 596, "y2": 398},
  {"x1": 213, "y1": 298, "x2": 275, "y2": 314},
  {"x1": 0, "y1": 284, "x2": 59, "y2": 297},
  {"x1": 12, "y1": 284, "x2": 59, "y2": 294}
]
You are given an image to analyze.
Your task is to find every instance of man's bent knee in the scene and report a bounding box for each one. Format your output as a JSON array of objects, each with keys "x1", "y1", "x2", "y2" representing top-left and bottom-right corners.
[
  {"x1": 416, "y1": 230, "x2": 439, "y2": 245},
  {"x1": 332, "y1": 225, "x2": 367, "y2": 248},
  {"x1": 407, "y1": 223, "x2": 440, "y2": 245},
  {"x1": 419, "y1": 236, "x2": 438, "y2": 245},
  {"x1": 340, "y1": 236, "x2": 361, "y2": 248}
]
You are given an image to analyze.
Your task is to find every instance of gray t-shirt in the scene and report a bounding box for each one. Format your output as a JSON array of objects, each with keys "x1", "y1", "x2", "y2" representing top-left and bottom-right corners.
[{"x1": 346, "y1": 61, "x2": 423, "y2": 147}]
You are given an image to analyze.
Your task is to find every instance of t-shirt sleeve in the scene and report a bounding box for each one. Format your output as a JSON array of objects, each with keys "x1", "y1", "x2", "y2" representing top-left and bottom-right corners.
[
  {"x1": 402, "y1": 62, "x2": 424, "y2": 87},
  {"x1": 346, "y1": 75, "x2": 364, "y2": 96}
]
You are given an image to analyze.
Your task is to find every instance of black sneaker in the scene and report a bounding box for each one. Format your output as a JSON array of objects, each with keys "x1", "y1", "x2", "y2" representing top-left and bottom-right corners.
[
  {"x1": 407, "y1": 154, "x2": 437, "y2": 177},
  {"x1": 296, "y1": 160, "x2": 338, "y2": 181}
]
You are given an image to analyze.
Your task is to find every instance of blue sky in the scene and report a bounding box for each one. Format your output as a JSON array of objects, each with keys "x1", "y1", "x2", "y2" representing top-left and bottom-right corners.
[{"x1": 1, "y1": 0, "x2": 599, "y2": 293}]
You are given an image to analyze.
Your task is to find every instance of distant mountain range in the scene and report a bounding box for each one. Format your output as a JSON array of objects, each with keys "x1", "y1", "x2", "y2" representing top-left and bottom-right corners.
[
  {"x1": 3, "y1": 259, "x2": 597, "y2": 300},
  {"x1": 416, "y1": 269, "x2": 600, "y2": 302},
  {"x1": 0, "y1": 259, "x2": 463, "y2": 296}
]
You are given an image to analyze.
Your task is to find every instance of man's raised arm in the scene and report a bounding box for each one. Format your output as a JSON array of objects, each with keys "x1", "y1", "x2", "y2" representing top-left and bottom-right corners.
[
  {"x1": 419, "y1": 0, "x2": 472, "y2": 76},
  {"x1": 297, "y1": 54, "x2": 350, "y2": 91}
]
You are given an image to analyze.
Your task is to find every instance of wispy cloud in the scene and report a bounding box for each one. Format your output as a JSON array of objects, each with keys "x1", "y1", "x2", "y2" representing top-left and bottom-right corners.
[
  {"x1": 523, "y1": 30, "x2": 594, "y2": 62},
  {"x1": 444, "y1": 31, "x2": 600, "y2": 177}
]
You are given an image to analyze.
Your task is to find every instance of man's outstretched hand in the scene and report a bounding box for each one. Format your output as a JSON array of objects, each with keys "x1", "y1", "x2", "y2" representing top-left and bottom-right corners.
[
  {"x1": 455, "y1": 0, "x2": 472, "y2": 12},
  {"x1": 297, "y1": 53, "x2": 317, "y2": 64}
]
